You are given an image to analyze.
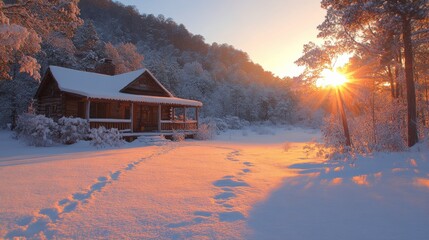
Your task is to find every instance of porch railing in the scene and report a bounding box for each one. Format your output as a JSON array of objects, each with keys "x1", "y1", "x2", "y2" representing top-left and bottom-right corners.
[
  {"x1": 160, "y1": 120, "x2": 198, "y2": 131},
  {"x1": 89, "y1": 118, "x2": 132, "y2": 132},
  {"x1": 88, "y1": 119, "x2": 198, "y2": 133}
]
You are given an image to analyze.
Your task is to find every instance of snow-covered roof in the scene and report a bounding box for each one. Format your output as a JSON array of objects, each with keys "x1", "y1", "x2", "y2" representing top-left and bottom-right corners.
[{"x1": 48, "y1": 66, "x2": 202, "y2": 107}]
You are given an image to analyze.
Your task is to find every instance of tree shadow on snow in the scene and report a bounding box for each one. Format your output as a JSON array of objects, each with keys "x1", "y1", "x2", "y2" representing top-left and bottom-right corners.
[{"x1": 246, "y1": 157, "x2": 429, "y2": 240}]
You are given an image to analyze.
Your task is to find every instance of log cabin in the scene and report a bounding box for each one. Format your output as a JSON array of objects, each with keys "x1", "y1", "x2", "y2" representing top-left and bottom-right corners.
[{"x1": 34, "y1": 60, "x2": 202, "y2": 136}]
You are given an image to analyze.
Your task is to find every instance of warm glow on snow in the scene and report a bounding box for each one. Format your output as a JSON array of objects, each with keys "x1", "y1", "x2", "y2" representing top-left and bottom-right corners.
[
  {"x1": 414, "y1": 178, "x2": 429, "y2": 189},
  {"x1": 330, "y1": 178, "x2": 343, "y2": 185},
  {"x1": 316, "y1": 69, "x2": 348, "y2": 88},
  {"x1": 352, "y1": 175, "x2": 369, "y2": 186}
]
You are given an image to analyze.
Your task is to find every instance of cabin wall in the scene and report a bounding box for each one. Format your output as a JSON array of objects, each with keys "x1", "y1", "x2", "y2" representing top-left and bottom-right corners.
[
  {"x1": 36, "y1": 75, "x2": 63, "y2": 120},
  {"x1": 63, "y1": 94, "x2": 86, "y2": 118}
]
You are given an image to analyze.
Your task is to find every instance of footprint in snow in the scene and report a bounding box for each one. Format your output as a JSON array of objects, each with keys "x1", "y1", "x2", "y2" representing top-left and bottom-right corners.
[
  {"x1": 110, "y1": 170, "x2": 121, "y2": 180},
  {"x1": 91, "y1": 179, "x2": 108, "y2": 192},
  {"x1": 213, "y1": 178, "x2": 249, "y2": 188},
  {"x1": 243, "y1": 162, "x2": 254, "y2": 167},
  {"x1": 214, "y1": 192, "x2": 237, "y2": 200},
  {"x1": 218, "y1": 211, "x2": 245, "y2": 222},
  {"x1": 126, "y1": 163, "x2": 135, "y2": 170},
  {"x1": 58, "y1": 198, "x2": 69, "y2": 206},
  {"x1": 16, "y1": 216, "x2": 33, "y2": 226},
  {"x1": 39, "y1": 208, "x2": 60, "y2": 222},
  {"x1": 226, "y1": 150, "x2": 241, "y2": 162}
]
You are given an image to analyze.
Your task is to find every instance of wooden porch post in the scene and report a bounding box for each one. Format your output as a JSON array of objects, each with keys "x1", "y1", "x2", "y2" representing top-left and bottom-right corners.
[
  {"x1": 172, "y1": 108, "x2": 175, "y2": 120},
  {"x1": 158, "y1": 104, "x2": 161, "y2": 132},
  {"x1": 195, "y1": 107, "x2": 199, "y2": 129},
  {"x1": 130, "y1": 102, "x2": 134, "y2": 133},
  {"x1": 183, "y1": 107, "x2": 186, "y2": 130},
  {"x1": 85, "y1": 99, "x2": 91, "y2": 120}
]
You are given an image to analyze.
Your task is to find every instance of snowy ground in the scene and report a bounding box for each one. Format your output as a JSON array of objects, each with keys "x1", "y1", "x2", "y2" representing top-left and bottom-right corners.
[{"x1": 1, "y1": 126, "x2": 428, "y2": 239}]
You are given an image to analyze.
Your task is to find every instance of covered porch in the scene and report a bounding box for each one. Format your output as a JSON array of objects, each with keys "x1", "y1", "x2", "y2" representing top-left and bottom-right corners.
[{"x1": 84, "y1": 98, "x2": 200, "y2": 134}]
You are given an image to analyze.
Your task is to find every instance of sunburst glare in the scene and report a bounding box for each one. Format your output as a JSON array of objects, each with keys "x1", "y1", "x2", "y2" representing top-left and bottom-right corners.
[{"x1": 316, "y1": 69, "x2": 348, "y2": 88}]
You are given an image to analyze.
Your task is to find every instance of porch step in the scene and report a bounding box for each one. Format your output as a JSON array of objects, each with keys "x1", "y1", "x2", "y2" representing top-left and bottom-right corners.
[{"x1": 137, "y1": 135, "x2": 169, "y2": 146}]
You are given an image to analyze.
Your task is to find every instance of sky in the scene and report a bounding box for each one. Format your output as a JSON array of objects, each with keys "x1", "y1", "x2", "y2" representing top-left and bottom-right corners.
[{"x1": 116, "y1": 0, "x2": 326, "y2": 78}]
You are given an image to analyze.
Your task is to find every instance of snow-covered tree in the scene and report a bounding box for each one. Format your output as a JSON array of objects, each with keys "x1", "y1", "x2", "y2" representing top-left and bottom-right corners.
[
  {"x1": 318, "y1": 0, "x2": 429, "y2": 147},
  {"x1": 0, "y1": 0, "x2": 82, "y2": 80},
  {"x1": 41, "y1": 32, "x2": 78, "y2": 68},
  {"x1": 73, "y1": 20, "x2": 100, "y2": 52},
  {"x1": 177, "y1": 61, "x2": 213, "y2": 101},
  {"x1": 104, "y1": 42, "x2": 144, "y2": 74}
]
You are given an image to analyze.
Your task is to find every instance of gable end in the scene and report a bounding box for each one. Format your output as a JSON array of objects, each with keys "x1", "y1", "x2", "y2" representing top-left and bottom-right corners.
[{"x1": 120, "y1": 71, "x2": 172, "y2": 97}]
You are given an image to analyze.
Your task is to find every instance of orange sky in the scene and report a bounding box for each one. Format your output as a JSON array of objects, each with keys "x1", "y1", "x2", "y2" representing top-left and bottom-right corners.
[{"x1": 117, "y1": 0, "x2": 326, "y2": 78}]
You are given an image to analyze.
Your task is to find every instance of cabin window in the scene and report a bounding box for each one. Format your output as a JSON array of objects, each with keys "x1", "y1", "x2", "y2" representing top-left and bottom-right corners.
[
  {"x1": 185, "y1": 108, "x2": 196, "y2": 121},
  {"x1": 173, "y1": 108, "x2": 185, "y2": 121},
  {"x1": 90, "y1": 102, "x2": 109, "y2": 118}
]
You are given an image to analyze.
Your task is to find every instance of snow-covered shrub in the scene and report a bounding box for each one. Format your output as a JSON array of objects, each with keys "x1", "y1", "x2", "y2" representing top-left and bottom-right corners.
[
  {"x1": 224, "y1": 116, "x2": 250, "y2": 129},
  {"x1": 171, "y1": 129, "x2": 185, "y2": 142},
  {"x1": 89, "y1": 127, "x2": 124, "y2": 147},
  {"x1": 200, "y1": 116, "x2": 250, "y2": 133},
  {"x1": 352, "y1": 100, "x2": 406, "y2": 152},
  {"x1": 200, "y1": 117, "x2": 227, "y2": 132},
  {"x1": 194, "y1": 123, "x2": 216, "y2": 140},
  {"x1": 58, "y1": 117, "x2": 89, "y2": 144},
  {"x1": 14, "y1": 114, "x2": 59, "y2": 147},
  {"x1": 321, "y1": 115, "x2": 346, "y2": 150},
  {"x1": 321, "y1": 98, "x2": 407, "y2": 155}
]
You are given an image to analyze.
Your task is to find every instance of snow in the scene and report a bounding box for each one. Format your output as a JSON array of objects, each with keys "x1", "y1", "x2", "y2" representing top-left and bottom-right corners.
[
  {"x1": 49, "y1": 66, "x2": 202, "y2": 107},
  {"x1": 1, "y1": 126, "x2": 428, "y2": 239}
]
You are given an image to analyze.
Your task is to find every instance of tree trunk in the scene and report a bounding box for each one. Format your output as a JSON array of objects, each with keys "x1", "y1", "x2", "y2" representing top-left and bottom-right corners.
[
  {"x1": 337, "y1": 89, "x2": 351, "y2": 147},
  {"x1": 402, "y1": 17, "x2": 418, "y2": 147},
  {"x1": 387, "y1": 65, "x2": 396, "y2": 98}
]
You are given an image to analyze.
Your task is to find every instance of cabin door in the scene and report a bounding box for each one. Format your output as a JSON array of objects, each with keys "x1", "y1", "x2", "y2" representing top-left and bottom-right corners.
[{"x1": 133, "y1": 104, "x2": 158, "y2": 132}]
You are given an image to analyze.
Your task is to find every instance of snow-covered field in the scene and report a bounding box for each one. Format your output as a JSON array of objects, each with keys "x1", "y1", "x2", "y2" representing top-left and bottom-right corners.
[{"x1": 1, "y1": 126, "x2": 428, "y2": 239}]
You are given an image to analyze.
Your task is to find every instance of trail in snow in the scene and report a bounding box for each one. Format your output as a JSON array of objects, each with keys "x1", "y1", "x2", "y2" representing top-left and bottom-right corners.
[
  {"x1": 167, "y1": 146, "x2": 260, "y2": 231},
  {"x1": 5, "y1": 144, "x2": 178, "y2": 239},
  {"x1": 208, "y1": 149, "x2": 249, "y2": 222},
  {"x1": 166, "y1": 147, "x2": 255, "y2": 228}
]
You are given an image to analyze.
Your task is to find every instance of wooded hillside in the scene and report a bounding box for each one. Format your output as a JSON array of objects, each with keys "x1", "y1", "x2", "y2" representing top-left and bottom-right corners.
[{"x1": 0, "y1": 0, "x2": 297, "y2": 127}]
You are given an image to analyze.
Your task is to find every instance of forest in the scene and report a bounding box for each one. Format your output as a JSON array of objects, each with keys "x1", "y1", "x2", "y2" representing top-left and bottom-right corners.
[
  {"x1": 296, "y1": 0, "x2": 429, "y2": 153},
  {"x1": 0, "y1": 0, "x2": 297, "y2": 129}
]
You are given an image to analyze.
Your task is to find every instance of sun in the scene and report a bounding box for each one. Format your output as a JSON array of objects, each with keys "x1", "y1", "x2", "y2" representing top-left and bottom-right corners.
[{"x1": 316, "y1": 69, "x2": 348, "y2": 88}]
